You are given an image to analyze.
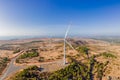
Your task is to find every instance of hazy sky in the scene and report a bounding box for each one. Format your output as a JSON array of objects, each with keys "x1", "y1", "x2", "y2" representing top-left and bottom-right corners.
[{"x1": 0, "y1": 0, "x2": 120, "y2": 36}]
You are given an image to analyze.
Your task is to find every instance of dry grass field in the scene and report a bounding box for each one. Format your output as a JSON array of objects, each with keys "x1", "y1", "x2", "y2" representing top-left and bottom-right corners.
[{"x1": 0, "y1": 38, "x2": 120, "y2": 79}]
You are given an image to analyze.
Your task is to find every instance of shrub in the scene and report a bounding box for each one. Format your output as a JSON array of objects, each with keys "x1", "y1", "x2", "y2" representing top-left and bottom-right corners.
[
  {"x1": 76, "y1": 46, "x2": 89, "y2": 58},
  {"x1": 101, "y1": 52, "x2": 117, "y2": 58},
  {"x1": 19, "y1": 52, "x2": 39, "y2": 59},
  {"x1": 76, "y1": 46, "x2": 89, "y2": 55},
  {"x1": 13, "y1": 49, "x2": 20, "y2": 54},
  {"x1": 12, "y1": 65, "x2": 39, "y2": 80},
  {"x1": 38, "y1": 57, "x2": 44, "y2": 62},
  {"x1": 0, "y1": 57, "x2": 9, "y2": 75},
  {"x1": 15, "y1": 59, "x2": 19, "y2": 63},
  {"x1": 3, "y1": 57, "x2": 9, "y2": 62},
  {"x1": 10, "y1": 58, "x2": 109, "y2": 80}
]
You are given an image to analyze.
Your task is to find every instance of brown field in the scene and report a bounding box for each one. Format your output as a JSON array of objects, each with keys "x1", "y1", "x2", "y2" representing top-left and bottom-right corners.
[{"x1": 0, "y1": 38, "x2": 120, "y2": 79}]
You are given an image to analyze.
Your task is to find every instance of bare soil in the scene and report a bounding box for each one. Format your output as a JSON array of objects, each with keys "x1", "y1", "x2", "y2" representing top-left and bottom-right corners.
[{"x1": 0, "y1": 38, "x2": 120, "y2": 79}]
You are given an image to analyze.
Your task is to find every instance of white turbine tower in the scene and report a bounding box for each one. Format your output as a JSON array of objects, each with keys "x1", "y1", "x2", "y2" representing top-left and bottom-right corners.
[{"x1": 63, "y1": 24, "x2": 71, "y2": 65}]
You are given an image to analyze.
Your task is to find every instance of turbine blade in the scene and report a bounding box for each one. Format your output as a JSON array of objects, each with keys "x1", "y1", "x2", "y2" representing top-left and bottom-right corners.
[
  {"x1": 65, "y1": 40, "x2": 79, "y2": 54},
  {"x1": 64, "y1": 23, "x2": 71, "y2": 39}
]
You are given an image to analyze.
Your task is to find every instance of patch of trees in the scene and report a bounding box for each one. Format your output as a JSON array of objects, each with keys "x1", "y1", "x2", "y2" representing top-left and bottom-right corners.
[
  {"x1": 0, "y1": 57, "x2": 10, "y2": 75},
  {"x1": 12, "y1": 57, "x2": 109, "y2": 80},
  {"x1": 19, "y1": 49, "x2": 39, "y2": 59},
  {"x1": 48, "y1": 57, "x2": 109, "y2": 80},
  {"x1": 11, "y1": 65, "x2": 39, "y2": 80},
  {"x1": 101, "y1": 52, "x2": 117, "y2": 58},
  {"x1": 10, "y1": 65, "x2": 51, "y2": 80},
  {"x1": 12, "y1": 46, "x2": 110, "y2": 80},
  {"x1": 13, "y1": 49, "x2": 20, "y2": 54},
  {"x1": 76, "y1": 46, "x2": 89, "y2": 58},
  {"x1": 16, "y1": 49, "x2": 39, "y2": 63},
  {"x1": 19, "y1": 52, "x2": 39, "y2": 59}
]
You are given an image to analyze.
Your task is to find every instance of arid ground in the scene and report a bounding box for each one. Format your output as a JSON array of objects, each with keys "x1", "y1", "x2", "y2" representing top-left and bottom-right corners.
[{"x1": 0, "y1": 38, "x2": 120, "y2": 80}]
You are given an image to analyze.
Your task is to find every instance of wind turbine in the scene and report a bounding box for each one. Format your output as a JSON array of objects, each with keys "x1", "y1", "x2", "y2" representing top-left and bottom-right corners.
[{"x1": 63, "y1": 24, "x2": 71, "y2": 65}]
